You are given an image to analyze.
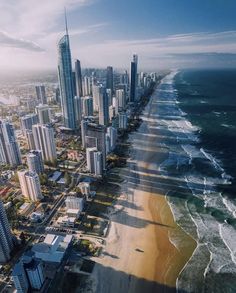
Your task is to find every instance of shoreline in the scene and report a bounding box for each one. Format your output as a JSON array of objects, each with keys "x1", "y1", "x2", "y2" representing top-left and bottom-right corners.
[{"x1": 90, "y1": 76, "x2": 197, "y2": 293}]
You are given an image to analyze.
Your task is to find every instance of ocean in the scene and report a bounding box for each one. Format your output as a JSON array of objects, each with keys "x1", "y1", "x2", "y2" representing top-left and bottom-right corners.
[{"x1": 153, "y1": 70, "x2": 236, "y2": 292}]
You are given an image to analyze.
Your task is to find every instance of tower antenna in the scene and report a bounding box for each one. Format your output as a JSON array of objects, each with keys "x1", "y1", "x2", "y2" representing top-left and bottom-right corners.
[{"x1": 64, "y1": 7, "x2": 68, "y2": 35}]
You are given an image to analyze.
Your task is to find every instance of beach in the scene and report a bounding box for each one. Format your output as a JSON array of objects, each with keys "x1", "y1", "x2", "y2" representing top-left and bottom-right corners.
[{"x1": 90, "y1": 80, "x2": 196, "y2": 293}]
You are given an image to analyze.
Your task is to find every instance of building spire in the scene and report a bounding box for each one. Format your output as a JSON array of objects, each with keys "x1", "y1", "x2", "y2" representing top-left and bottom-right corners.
[{"x1": 64, "y1": 7, "x2": 68, "y2": 35}]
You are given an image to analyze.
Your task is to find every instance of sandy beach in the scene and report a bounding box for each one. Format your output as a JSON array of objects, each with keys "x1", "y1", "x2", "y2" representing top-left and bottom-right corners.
[{"x1": 90, "y1": 88, "x2": 197, "y2": 293}]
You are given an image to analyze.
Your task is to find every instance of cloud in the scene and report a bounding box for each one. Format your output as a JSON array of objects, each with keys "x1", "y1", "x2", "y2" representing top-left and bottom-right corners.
[
  {"x1": 0, "y1": 31, "x2": 44, "y2": 52},
  {"x1": 71, "y1": 30, "x2": 236, "y2": 70},
  {"x1": 0, "y1": 0, "x2": 236, "y2": 72},
  {"x1": 0, "y1": 0, "x2": 94, "y2": 37}
]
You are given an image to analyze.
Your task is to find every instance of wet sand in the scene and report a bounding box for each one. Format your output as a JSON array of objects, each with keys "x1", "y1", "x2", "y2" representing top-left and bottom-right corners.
[{"x1": 91, "y1": 90, "x2": 197, "y2": 293}]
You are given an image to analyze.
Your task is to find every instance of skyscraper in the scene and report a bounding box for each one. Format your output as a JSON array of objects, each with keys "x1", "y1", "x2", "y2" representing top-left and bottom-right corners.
[
  {"x1": 83, "y1": 76, "x2": 92, "y2": 96},
  {"x1": 130, "y1": 54, "x2": 138, "y2": 102},
  {"x1": 118, "y1": 111, "x2": 128, "y2": 129},
  {"x1": 26, "y1": 130, "x2": 36, "y2": 150},
  {"x1": 98, "y1": 87, "x2": 109, "y2": 126},
  {"x1": 21, "y1": 114, "x2": 38, "y2": 136},
  {"x1": 18, "y1": 170, "x2": 43, "y2": 202},
  {"x1": 0, "y1": 200, "x2": 13, "y2": 263},
  {"x1": 94, "y1": 151, "x2": 103, "y2": 176},
  {"x1": 106, "y1": 66, "x2": 113, "y2": 94},
  {"x1": 92, "y1": 84, "x2": 102, "y2": 112},
  {"x1": 106, "y1": 88, "x2": 112, "y2": 106},
  {"x1": 0, "y1": 120, "x2": 22, "y2": 167},
  {"x1": 35, "y1": 85, "x2": 47, "y2": 104},
  {"x1": 86, "y1": 148, "x2": 103, "y2": 176},
  {"x1": 75, "y1": 59, "x2": 83, "y2": 97},
  {"x1": 57, "y1": 13, "x2": 76, "y2": 130},
  {"x1": 35, "y1": 104, "x2": 51, "y2": 125},
  {"x1": 82, "y1": 96, "x2": 93, "y2": 117},
  {"x1": 12, "y1": 254, "x2": 45, "y2": 292},
  {"x1": 81, "y1": 119, "x2": 88, "y2": 148},
  {"x1": 74, "y1": 96, "x2": 83, "y2": 128},
  {"x1": 12, "y1": 261, "x2": 29, "y2": 293},
  {"x1": 107, "y1": 126, "x2": 117, "y2": 151},
  {"x1": 72, "y1": 71, "x2": 76, "y2": 97},
  {"x1": 121, "y1": 70, "x2": 129, "y2": 86},
  {"x1": 32, "y1": 124, "x2": 57, "y2": 163},
  {"x1": 27, "y1": 150, "x2": 44, "y2": 174},
  {"x1": 86, "y1": 147, "x2": 97, "y2": 173},
  {"x1": 85, "y1": 123, "x2": 106, "y2": 169},
  {"x1": 24, "y1": 258, "x2": 45, "y2": 290},
  {"x1": 116, "y1": 89, "x2": 126, "y2": 110}
]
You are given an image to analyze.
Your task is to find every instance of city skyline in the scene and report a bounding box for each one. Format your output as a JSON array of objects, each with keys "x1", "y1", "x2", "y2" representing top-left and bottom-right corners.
[{"x1": 0, "y1": 0, "x2": 236, "y2": 72}]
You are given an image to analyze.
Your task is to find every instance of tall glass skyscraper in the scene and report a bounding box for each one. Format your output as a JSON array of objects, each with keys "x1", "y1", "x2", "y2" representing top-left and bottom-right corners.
[
  {"x1": 98, "y1": 87, "x2": 109, "y2": 126},
  {"x1": 57, "y1": 21, "x2": 76, "y2": 130},
  {"x1": 130, "y1": 54, "x2": 138, "y2": 103},
  {"x1": 75, "y1": 59, "x2": 83, "y2": 97},
  {"x1": 106, "y1": 66, "x2": 113, "y2": 94}
]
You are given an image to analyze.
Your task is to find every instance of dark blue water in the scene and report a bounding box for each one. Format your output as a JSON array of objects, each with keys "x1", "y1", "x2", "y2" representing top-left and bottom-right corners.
[
  {"x1": 176, "y1": 70, "x2": 236, "y2": 198},
  {"x1": 152, "y1": 70, "x2": 236, "y2": 292}
]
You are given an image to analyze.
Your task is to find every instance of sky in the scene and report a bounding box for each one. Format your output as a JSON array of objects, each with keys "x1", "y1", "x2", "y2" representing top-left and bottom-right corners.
[{"x1": 0, "y1": 0, "x2": 236, "y2": 72}]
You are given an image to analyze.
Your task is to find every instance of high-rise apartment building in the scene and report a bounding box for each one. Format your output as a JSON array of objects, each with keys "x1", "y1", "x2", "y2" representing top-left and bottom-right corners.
[
  {"x1": 24, "y1": 258, "x2": 45, "y2": 290},
  {"x1": 26, "y1": 130, "x2": 36, "y2": 150},
  {"x1": 94, "y1": 151, "x2": 103, "y2": 176},
  {"x1": 12, "y1": 261, "x2": 29, "y2": 293},
  {"x1": 35, "y1": 85, "x2": 47, "y2": 104},
  {"x1": 85, "y1": 123, "x2": 106, "y2": 169},
  {"x1": 116, "y1": 89, "x2": 126, "y2": 110},
  {"x1": 107, "y1": 126, "x2": 117, "y2": 151},
  {"x1": 12, "y1": 255, "x2": 45, "y2": 292},
  {"x1": 0, "y1": 200, "x2": 13, "y2": 263},
  {"x1": 26, "y1": 150, "x2": 44, "y2": 174},
  {"x1": 32, "y1": 124, "x2": 57, "y2": 163},
  {"x1": 86, "y1": 148, "x2": 102, "y2": 176},
  {"x1": 35, "y1": 104, "x2": 51, "y2": 125},
  {"x1": 83, "y1": 76, "x2": 92, "y2": 96},
  {"x1": 21, "y1": 114, "x2": 38, "y2": 136},
  {"x1": 18, "y1": 170, "x2": 43, "y2": 202},
  {"x1": 118, "y1": 112, "x2": 128, "y2": 129},
  {"x1": 0, "y1": 120, "x2": 22, "y2": 167},
  {"x1": 92, "y1": 84, "x2": 102, "y2": 112},
  {"x1": 82, "y1": 96, "x2": 93, "y2": 117},
  {"x1": 98, "y1": 88, "x2": 109, "y2": 126}
]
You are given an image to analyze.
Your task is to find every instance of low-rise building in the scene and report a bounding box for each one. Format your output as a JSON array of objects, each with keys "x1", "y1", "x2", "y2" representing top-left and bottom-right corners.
[
  {"x1": 57, "y1": 216, "x2": 76, "y2": 227},
  {"x1": 65, "y1": 196, "x2": 84, "y2": 211},
  {"x1": 31, "y1": 234, "x2": 73, "y2": 263},
  {"x1": 66, "y1": 208, "x2": 80, "y2": 219},
  {"x1": 19, "y1": 202, "x2": 35, "y2": 217},
  {"x1": 48, "y1": 171, "x2": 62, "y2": 183},
  {"x1": 78, "y1": 182, "x2": 90, "y2": 197}
]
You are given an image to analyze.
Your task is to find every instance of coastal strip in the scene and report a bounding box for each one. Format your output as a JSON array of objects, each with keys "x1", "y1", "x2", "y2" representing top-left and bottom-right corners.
[{"x1": 91, "y1": 73, "x2": 197, "y2": 293}]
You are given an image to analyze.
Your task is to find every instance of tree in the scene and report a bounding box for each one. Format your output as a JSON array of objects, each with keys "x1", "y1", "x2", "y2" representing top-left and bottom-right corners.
[
  {"x1": 64, "y1": 172, "x2": 71, "y2": 187},
  {"x1": 19, "y1": 232, "x2": 26, "y2": 245},
  {"x1": 12, "y1": 172, "x2": 19, "y2": 183},
  {"x1": 39, "y1": 173, "x2": 48, "y2": 185},
  {"x1": 52, "y1": 158, "x2": 57, "y2": 168}
]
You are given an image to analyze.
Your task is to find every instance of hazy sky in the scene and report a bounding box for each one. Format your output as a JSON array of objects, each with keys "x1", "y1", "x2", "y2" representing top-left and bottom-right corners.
[{"x1": 0, "y1": 0, "x2": 236, "y2": 72}]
